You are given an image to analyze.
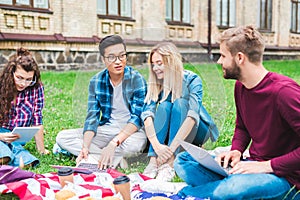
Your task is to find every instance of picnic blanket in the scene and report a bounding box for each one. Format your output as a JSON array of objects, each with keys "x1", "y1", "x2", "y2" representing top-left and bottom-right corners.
[{"x1": 0, "y1": 167, "x2": 204, "y2": 200}]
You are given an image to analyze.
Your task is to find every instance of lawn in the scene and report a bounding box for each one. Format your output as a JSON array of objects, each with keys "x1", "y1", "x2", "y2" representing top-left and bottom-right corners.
[{"x1": 22, "y1": 59, "x2": 300, "y2": 175}]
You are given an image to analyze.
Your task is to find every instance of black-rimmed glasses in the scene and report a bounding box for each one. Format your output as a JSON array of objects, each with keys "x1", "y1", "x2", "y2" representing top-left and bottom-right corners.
[{"x1": 104, "y1": 53, "x2": 127, "y2": 63}]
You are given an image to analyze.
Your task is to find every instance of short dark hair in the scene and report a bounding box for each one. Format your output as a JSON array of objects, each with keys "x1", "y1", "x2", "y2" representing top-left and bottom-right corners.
[{"x1": 98, "y1": 35, "x2": 126, "y2": 56}]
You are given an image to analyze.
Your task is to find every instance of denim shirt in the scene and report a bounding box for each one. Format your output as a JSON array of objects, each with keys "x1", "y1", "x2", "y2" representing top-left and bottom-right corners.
[
  {"x1": 142, "y1": 70, "x2": 219, "y2": 141},
  {"x1": 83, "y1": 66, "x2": 147, "y2": 135}
]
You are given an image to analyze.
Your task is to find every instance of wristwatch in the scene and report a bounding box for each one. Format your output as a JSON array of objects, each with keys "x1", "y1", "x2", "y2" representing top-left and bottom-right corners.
[{"x1": 112, "y1": 137, "x2": 120, "y2": 146}]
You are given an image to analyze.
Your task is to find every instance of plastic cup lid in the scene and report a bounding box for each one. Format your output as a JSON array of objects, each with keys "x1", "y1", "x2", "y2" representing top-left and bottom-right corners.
[
  {"x1": 58, "y1": 167, "x2": 74, "y2": 176},
  {"x1": 113, "y1": 175, "x2": 130, "y2": 185}
]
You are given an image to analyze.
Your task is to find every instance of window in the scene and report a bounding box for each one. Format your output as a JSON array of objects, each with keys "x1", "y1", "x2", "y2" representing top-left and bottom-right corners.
[
  {"x1": 97, "y1": 0, "x2": 132, "y2": 18},
  {"x1": 216, "y1": 0, "x2": 236, "y2": 28},
  {"x1": 291, "y1": 0, "x2": 300, "y2": 33},
  {"x1": 166, "y1": 0, "x2": 191, "y2": 24},
  {"x1": 0, "y1": 0, "x2": 48, "y2": 9},
  {"x1": 259, "y1": 0, "x2": 272, "y2": 31}
]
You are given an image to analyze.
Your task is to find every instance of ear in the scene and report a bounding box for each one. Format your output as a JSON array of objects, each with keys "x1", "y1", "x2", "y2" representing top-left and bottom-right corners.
[
  {"x1": 235, "y1": 52, "x2": 245, "y2": 65},
  {"x1": 101, "y1": 56, "x2": 105, "y2": 63}
]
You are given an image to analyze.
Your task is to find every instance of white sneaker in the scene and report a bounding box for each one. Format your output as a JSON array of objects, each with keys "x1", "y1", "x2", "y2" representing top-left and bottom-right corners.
[
  {"x1": 155, "y1": 164, "x2": 175, "y2": 182},
  {"x1": 142, "y1": 162, "x2": 158, "y2": 179}
]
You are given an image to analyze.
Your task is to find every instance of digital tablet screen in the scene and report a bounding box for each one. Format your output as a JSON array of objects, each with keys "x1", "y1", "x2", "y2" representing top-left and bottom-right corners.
[{"x1": 12, "y1": 127, "x2": 40, "y2": 144}]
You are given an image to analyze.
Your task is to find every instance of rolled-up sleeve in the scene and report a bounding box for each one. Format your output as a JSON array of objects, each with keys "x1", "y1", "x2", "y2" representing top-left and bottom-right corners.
[{"x1": 141, "y1": 100, "x2": 157, "y2": 122}]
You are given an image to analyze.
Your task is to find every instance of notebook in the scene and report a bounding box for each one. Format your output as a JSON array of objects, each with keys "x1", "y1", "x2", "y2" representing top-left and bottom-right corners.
[{"x1": 179, "y1": 140, "x2": 230, "y2": 177}]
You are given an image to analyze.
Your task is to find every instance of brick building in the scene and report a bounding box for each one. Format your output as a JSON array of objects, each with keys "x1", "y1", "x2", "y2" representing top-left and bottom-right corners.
[{"x1": 0, "y1": 0, "x2": 300, "y2": 70}]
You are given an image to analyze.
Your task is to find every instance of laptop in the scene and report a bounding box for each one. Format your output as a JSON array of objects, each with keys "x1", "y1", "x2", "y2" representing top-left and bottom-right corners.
[{"x1": 179, "y1": 140, "x2": 230, "y2": 177}]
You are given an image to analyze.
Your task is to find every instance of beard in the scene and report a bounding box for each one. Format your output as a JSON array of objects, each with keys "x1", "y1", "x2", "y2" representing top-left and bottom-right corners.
[{"x1": 223, "y1": 59, "x2": 241, "y2": 80}]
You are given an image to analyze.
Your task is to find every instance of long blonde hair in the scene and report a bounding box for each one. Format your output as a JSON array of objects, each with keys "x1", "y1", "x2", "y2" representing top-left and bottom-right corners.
[{"x1": 145, "y1": 42, "x2": 183, "y2": 104}]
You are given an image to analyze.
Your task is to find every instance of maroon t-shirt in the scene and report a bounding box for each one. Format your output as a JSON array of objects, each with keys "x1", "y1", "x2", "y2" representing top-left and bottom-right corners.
[{"x1": 232, "y1": 72, "x2": 300, "y2": 189}]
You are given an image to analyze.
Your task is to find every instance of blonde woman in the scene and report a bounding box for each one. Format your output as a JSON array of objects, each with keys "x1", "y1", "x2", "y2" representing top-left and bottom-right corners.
[{"x1": 141, "y1": 42, "x2": 219, "y2": 181}]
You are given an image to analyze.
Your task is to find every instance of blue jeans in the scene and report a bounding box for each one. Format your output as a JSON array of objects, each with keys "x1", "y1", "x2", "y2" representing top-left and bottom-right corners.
[
  {"x1": 148, "y1": 98, "x2": 210, "y2": 157},
  {"x1": 174, "y1": 152, "x2": 300, "y2": 200},
  {"x1": 0, "y1": 128, "x2": 39, "y2": 167}
]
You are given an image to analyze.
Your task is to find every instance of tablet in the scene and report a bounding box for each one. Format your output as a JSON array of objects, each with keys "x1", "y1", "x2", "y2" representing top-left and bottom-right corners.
[{"x1": 12, "y1": 127, "x2": 40, "y2": 143}]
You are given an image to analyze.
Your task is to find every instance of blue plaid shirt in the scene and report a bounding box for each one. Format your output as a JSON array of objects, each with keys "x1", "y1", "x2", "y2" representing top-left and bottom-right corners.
[
  {"x1": 83, "y1": 66, "x2": 147, "y2": 135},
  {"x1": 2, "y1": 84, "x2": 44, "y2": 130}
]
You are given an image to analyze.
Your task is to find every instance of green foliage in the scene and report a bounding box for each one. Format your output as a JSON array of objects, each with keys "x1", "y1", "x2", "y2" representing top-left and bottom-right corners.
[{"x1": 23, "y1": 60, "x2": 300, "y2": 175}]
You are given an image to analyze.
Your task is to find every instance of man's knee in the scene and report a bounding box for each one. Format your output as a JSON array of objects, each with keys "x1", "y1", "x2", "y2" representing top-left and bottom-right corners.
[{"x1": 56, "y1": 129, "x2": 74, "y2": 145}]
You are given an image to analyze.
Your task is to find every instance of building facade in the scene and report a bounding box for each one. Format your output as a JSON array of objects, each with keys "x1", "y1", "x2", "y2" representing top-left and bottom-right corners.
[{"x1": 0, "y1": 0, "x2": 300, "y2": 70}]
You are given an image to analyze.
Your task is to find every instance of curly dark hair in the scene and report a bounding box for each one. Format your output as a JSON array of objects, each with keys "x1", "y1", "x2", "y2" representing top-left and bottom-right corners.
[{"x1": 0, "y1": 47, "x2": 42, "y2": 124}]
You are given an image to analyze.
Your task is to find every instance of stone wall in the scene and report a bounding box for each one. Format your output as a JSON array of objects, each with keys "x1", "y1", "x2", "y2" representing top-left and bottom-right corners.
[
  {"x1": 0, "y1": 49, "x2": 102, "y2": 71},
  {"x1": 0, "y1": 49, "x2": 213, "y2": 71}
]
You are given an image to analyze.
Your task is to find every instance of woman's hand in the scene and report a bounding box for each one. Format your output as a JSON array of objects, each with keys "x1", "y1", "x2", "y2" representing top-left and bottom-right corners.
[
  {"x1": 0, "y1": 132, "x2": 20, "y2": 143},
  {"x1": 155, "y1": 144, "x2": 174, "y2": 165},
  {"x1": 98, "y1": 141, "x2": 117, "y2": 170},
  {"x1": 39, "y1": 149, "x2": 50, "y2": 155}
]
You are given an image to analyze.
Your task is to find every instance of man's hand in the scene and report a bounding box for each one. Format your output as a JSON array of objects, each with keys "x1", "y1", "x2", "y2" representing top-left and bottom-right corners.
[
  {"x1": 98, "y1": 141, "x2": 117, "y2": 170},
  {"x1": 155, "y1": 144, "x2": 173, "y2": 165},
  {"x1": 230, "y1": 160, "x2": 273, "y2": 174},
  {"x1": 216, "y1": 150, "x2": 242, "y2": 168},
  {"x1": 76, "y1": 146, "x2": 89, "y2": 164}
]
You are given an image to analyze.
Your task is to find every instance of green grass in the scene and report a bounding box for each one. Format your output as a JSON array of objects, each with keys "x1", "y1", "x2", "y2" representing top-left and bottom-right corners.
[
  {"x1": 1, "y1": 60, "x2": 300, "y2": 199},
  {"x1": 21, "y1": 60, "x2": 300, "y2": 175}
]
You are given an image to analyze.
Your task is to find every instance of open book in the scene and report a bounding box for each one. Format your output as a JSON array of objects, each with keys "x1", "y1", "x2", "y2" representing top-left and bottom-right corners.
[{"x1": 179, "y1": 140, "x2": 230, "y2": 177}]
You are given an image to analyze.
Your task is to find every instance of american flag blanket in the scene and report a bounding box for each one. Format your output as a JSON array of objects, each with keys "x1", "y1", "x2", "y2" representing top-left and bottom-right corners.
[{"x1": 0, "y1": 168, "x2": 203, "y2": 200}]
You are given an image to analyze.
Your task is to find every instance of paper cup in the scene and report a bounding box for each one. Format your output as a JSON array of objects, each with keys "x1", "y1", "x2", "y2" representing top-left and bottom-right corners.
[{"x1": 113, "y1": 175, "x2": 130, "y2": 200}]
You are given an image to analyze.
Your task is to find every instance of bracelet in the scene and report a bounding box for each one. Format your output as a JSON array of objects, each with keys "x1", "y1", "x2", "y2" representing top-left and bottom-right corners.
[{"x1": 112, "y1": 137, "x2": 120, "y2": 147}]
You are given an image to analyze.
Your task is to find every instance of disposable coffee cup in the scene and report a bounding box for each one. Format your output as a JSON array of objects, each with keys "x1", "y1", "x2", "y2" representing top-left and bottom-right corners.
[
  {"x1": 58, "y1": 167, "x2": 74, "y2": 188},
  {"x1": 113, "y1": 175, "x2": 130, "y2": 200}
]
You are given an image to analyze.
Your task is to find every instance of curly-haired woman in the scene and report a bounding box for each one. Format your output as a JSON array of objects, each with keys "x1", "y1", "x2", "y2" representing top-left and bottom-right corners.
[{"x1": 0, "y1": 47, "x2": 48, "y2": 167}]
